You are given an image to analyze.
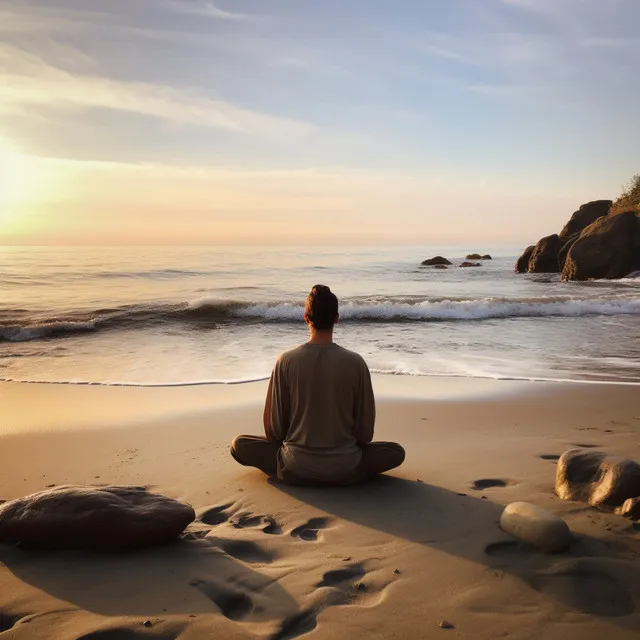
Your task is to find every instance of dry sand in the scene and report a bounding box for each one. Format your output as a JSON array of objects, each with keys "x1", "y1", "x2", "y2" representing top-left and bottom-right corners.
[{"x1": 0, "y1": 377, "x2": 639, "y2": 639}]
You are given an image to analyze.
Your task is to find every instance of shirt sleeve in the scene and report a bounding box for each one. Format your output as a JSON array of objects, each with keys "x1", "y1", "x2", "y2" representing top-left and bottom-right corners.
[
  {"x1": 354, "y1": 358, "x2": 376, "y2": 444},
  {"x1": 269, "y1": 358, "x2": 290, "y2": 442}
]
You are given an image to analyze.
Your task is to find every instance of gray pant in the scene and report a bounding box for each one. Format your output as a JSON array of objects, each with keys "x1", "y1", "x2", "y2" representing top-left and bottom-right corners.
[{"x1": 231, "y1": 435, "x2": 405, "y2": 485}]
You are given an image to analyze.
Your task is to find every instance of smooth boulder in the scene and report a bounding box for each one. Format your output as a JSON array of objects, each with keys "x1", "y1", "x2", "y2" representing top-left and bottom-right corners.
[
  {"x1": 500, "y1": 502, "x2": 571, "y2": 552},
  {"x1": 558, "y1": 200, "x2": 612, "y2": 240},
  {"x1": 555, "y1": 449, "x2": 640, "y2": 509},
  {"x1": 459, "y1": 261, "x2": 481, "y2": 267},
  {"x1": 421, "y1": 256, "x2": 452, "y2": 266},
  {"x1": 465, "y1": 253, "x2": 492, "y2": 260},
  {"x1": 562, "y1": 211, "x2": 640, "y2": 281},
  {"x1": 0, "y1": 485, "x2": 196, "y2": 551},
  {"x1": 528, "y1": 234, "x2": 562, "y2": 273},
  {"x1": 616, "y1": 497, "x2": 640, "y2": 519},
  {"x1": 515, "y1": 245, "x2": 535, "y2": 273}
]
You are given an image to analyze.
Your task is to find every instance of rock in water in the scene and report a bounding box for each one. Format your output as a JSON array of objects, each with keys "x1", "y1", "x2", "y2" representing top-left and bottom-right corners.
[
  {"x1": 555, "y1": 449, "x2": 640, "y2": 509},
  {"x1": 500, "y1": 502, "x2": 571, "y2": 552},
  {"x1": 562, "y1": 211, "x2": 640, "y2": 281},
  {"x1": 0, "y1": 485, "x2": 196, "y2": 551},
  {"x1": 459, "y1": 261, "x2": 481, "y2": 268},
  {"x1": 515, "y1": 245, "x2": 535, "y2": 273},
  {"x1": 421, "y1": 256, "x2": 452, "y2": 266},
  {"x1": 528, "y1": 234, "x2": 562, "y2": 273},
  {"x1": 558, "y1": 200, "x2": 612, "y2": 240}
]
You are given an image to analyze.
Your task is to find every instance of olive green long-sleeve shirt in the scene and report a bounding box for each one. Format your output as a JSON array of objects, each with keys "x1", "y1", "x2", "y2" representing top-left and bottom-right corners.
[{"x1": 269, "y1": 342, "x2": 376, "y2": 481}]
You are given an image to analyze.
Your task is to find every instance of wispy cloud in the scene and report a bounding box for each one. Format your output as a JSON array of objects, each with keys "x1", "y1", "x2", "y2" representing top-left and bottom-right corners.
[
  {"x1": 0, "y1": 44, "x2": 314, "y2": 138},
  {"x1": 166, "y1": 1, "x2": 262, "y2": 22}
]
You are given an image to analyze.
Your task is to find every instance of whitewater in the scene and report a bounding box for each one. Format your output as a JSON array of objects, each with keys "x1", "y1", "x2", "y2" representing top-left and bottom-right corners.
[{"x1": 1, "y1": 245, "x2": 639, "y2": 385}]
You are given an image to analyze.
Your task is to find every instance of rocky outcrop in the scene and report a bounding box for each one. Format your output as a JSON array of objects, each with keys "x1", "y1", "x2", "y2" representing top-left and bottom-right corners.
[
  {"x1": 459, "y1": 262, "x2": 481, "y2": 267},
  {"x1": 466, "y1": 253, "x2": 492, "y2": 260},
  {"x1": 516, "y1": 197, "x2": 640, "y2": 280},
  {"x1": 515, "y1": 245, "x2": 535, "y2": 273},
  {"x1": 555, "y1": 449, "x2": 640, "y2": 510},
  {"x1": 559, "y1": 200, "x2": 612, "y2": 240},
  {"x1": 557, "y1": 232, "x2": 580, "y2": 271},
  {"x1": 528, "y1": 234, "x2": 562, "y2": 273},
  {"x1": 0, "y1": 485, "x2": 195, "y2": 551},
  {"x1": 421, "y1": 256, "x2": 452, "y2": 266},
  {"x1": 562, "y1": 211, "x2": 640, "y2": 281}
]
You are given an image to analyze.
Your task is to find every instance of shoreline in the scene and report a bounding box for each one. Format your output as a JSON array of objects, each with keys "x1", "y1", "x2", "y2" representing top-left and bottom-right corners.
[{"x1": 1, "y1": 370, "x2": 639, "y2": 388}]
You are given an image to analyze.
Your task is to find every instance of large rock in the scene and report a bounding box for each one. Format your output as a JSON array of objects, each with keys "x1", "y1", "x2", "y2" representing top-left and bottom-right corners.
[
  {"x1": 555, "y1": 449, "x2": 640, "y2": 509},
  {"x1": 515, "y1": 245, "x2": 535, "y2": 273},
  {"x1": 421, "y1": 256, "x2": 452, "y2": 266},
  {"x1": 528, "y1": 234, "x2": 562, "y2": 273},
  {"x1": 0, "y1": 485, "x2": 195, "y2": 551},
  {"x1": 559, "y1": 200, "x2": 612, "y2": 240},
  {"x1": 557, "y1": 232, "x2": 580, "y2": 271},
  {"x1": 465, "y1": 253, "x2": 492, "y2": 260},
  {"x1": 500, "y1": 502, "x2": 571, "y2": 552},
  {"x1": 562, "y1": 211, "x2": 640, "y2": 281}
]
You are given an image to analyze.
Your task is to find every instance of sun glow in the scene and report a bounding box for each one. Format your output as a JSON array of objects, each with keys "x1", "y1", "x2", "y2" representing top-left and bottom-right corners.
[{"x1": 0, "y1": 140, "x2": 47, "y2": 232}]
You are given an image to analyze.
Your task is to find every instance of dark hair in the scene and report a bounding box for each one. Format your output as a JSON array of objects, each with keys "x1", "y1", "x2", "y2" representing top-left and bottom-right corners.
[{"x1": 305, "y1": 284, "x2": 338, "y2": 330}]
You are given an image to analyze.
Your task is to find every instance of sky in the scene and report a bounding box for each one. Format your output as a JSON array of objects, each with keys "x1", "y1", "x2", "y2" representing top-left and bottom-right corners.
[{"x1": 0, "y1": 0, "x2": 639, "y2": 245}]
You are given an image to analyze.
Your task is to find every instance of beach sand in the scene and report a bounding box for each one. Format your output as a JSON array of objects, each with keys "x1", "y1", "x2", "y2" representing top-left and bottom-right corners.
[{"x1": 0, "y1": 377, "x2": 639, "y2": 639}]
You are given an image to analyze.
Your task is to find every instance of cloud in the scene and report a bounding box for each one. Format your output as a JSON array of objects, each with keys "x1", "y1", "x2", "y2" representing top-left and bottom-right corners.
[
  {"x1": 166, "y1": 1, "x2": 262, "y2": 22},
  {"x1": 0, "y1": 44, "x2": 314, "y2": 138}
]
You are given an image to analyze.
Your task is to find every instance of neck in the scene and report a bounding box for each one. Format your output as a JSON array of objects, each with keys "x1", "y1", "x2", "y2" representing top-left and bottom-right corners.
[{"x1": 308, "y1": 327, "x2": 334, "y2": 345}]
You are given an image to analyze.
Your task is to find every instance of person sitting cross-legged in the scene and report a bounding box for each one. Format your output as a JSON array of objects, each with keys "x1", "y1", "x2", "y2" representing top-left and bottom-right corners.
[{"x1": 230, "y1": 284, "x2": 405, "y2": 485}]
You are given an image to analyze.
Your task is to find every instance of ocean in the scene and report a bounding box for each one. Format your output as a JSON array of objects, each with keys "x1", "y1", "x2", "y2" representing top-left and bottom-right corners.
[{"x1": 1, "y1": 245, "x2": 639, "y2": 386}]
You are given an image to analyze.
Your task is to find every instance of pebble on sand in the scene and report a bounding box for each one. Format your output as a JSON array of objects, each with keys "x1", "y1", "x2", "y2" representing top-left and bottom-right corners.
[{"x1": 500, "y1": 501, "x2": 571, "y2": 553}]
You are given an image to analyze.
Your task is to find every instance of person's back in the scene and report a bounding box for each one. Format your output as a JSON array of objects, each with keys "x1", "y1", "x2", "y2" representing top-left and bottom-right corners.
[
  {"x1": 230, "y1": 284, "x2": 405, "y2": 485},
  {"x1": 271, "y1": 342, "x2": 375, "y2": 481}
]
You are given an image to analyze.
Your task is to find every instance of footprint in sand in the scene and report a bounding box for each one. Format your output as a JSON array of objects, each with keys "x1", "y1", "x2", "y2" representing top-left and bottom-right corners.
[
  {"x1": 270, "y1": 562, "x2": 390, "y2": 640},
  {"x1": 190, "y1": 578, "x2": 255, "y2": 621},
  {"x1": 270, "y1": 609, "x2": 318, "y2": 640},
  {"x1": 231, "y1": 512, "x2": 283, "y2": 535},
  {"x1": 209, "y1": 537, "x2": 277, "y2": 564},
  {"x1": 199, "y1": 503, "x2": 233, "y2": 525},
  {"x1": 290, "y1": 517, "x2": 331, "y2": 542},
  {"x1": 471, "y1": 478, "x2": 509, "y2": 491}
]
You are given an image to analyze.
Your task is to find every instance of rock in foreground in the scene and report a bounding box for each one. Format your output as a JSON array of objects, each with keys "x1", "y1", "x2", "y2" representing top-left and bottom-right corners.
[
  {"x1": 421, "y1": 256, "x2": 452, "y2": 266},
  {"x1": 555, "y1": 449, "x2": 640, "y2": 509},
  {"x1": 0, "y1": 485, "x2": 195, "y2": 551},
  {"x1": 500, "y1": 502, "x2": 571, "y2": 552}
]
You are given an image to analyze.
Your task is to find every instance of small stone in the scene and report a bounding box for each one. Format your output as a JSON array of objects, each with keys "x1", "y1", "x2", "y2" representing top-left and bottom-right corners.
[
  {"x1": 457, "y1": 493, "x2": 467, "y2": 497},
  {"x1": 417, "y1": 479, "x2": 424, "y2": 483},
  {"x1": 342, "y1": 556, "x2": 351, "y2": 561},
  {"x1": 143, "y1": 620, "x2": 152, "y2": 628},
  {"x1": 481, "y1": 496, "x2": 488, "y2": 500},
  {"x1": 46, "y1": 484, "x2": 55, "y2": 488},
  {"x1": 439, "y1": 620, "x2": 455, "y2": 629},
  {"x1": 394, "y1": 568, "x2": 401, "y2": 574},
  {"x1": 500, "y1": 502, "x2": 571, "y2": 552}
]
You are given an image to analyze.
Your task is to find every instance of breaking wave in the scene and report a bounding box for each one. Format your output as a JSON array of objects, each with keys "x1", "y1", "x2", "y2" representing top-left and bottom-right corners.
[{"x1": 2, "y1": 295, "x2": 639, "y2": 342}]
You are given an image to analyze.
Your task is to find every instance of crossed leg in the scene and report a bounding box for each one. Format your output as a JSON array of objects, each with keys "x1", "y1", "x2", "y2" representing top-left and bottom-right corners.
[{"x1": 231, "y1": 436, "x2": 405, "y2": 484}]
